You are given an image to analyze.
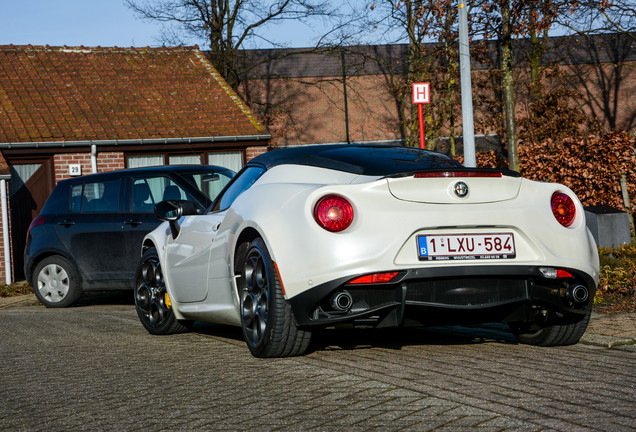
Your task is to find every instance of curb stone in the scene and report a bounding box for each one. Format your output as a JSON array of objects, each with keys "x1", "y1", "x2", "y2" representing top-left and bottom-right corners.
[{"x1": 0, "y1": 293, "x2": 39, "y2": 309}]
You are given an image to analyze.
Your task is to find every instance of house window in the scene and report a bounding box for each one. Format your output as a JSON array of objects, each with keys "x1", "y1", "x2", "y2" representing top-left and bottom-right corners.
[
  {"x1": 9, "y1": 163, "x2": 41, "y2": 197},
  {"x1": 169, "y1": 154, "x2": 202, "y2": 165},
  {"x1": 208, "y1": 151, "x2": 243, "y2": 172},
  {"x1": 126, "y1": 151, "x2": 243, "y2": 171},
  {"x1": 127, "y1": 154, "x2": 163, "y2": 168}
]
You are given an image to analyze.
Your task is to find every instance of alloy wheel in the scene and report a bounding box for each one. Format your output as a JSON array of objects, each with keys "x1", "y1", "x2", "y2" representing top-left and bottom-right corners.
[
  {"x1": 136, "y1": 257, "x2": 170, "y2": 328},
  {"x1": 241, "y1": 247, "x2": 270, "y2": 348}
]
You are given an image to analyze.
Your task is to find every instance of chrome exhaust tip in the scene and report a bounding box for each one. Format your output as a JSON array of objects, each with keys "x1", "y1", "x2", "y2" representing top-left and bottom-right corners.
[
  {"x1": 330, "y1": 291, "x2": 353, "y2": 311},
  {"x1": 567, "y1": 284, "x2": 589, "y2": 304}
]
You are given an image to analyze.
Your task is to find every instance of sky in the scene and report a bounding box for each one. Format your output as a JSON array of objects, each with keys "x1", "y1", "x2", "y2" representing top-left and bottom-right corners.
[{"x1": 0, "y1": 0, "x2": 326, "y2": 49}]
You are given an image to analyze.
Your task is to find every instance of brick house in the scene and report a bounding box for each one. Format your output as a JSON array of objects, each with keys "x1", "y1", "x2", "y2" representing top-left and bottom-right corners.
[{"x1": 0, "y1": 45, "x2": 270, "y2": 282}]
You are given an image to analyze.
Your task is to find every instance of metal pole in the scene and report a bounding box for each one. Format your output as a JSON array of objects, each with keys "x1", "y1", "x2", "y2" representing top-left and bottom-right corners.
[
  {"x1": 341, "y1": 50, "x2": 351, "y2": 144},
  {"x1": 458, "y1": 1, "x2": 476, "y2": 167},
  {"x1": 418, "y1": 104, "x2": 425, "y2": 149},
  {"x1": 1, "y1": 179, "x2": 11, "y2": 284}
]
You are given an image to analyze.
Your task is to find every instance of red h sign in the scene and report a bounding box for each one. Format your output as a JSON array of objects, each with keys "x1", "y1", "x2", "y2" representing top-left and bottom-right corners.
[
  {"x1": 412, "y1": 83, "x2": 430, "y2": 149},
  {"x1": 412, "y1": 83, "x2": 430, "y2": 104}
]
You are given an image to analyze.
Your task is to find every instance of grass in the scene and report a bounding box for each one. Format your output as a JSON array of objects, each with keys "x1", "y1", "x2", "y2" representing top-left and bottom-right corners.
[
  {"x1": 594, "y1": 243, "x2": 636, "y2": 314},
  {"x1": 0, "y1": 281, "x2": 33, "y2": 297}
]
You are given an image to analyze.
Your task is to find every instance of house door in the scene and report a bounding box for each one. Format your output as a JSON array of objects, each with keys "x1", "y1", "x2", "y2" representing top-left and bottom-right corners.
[{"x1": 9, "y1": 159, "x2": 54, "y2": 280}]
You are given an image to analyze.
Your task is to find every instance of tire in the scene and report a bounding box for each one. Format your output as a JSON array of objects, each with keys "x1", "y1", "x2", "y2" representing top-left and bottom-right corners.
[
  {"x1": 510, "y1": 309, "x2": 592, "y2": 347},
  {"x1": 134, "y1": 248, "x2": 191, "y2": 335},
  {"x1": 238, "y1": 238, "x2": 311, "y2": 358},
  {"x1": 32, "y1": 256, "x2": 82, "y2": 308}
]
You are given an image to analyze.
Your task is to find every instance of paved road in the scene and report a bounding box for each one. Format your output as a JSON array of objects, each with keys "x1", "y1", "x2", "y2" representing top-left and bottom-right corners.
[{"x1": 1, "y1": 298, "x2": 634, "y2": 431}]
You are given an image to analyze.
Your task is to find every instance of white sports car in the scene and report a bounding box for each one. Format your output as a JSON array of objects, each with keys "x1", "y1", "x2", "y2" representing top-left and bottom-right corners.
[{"x1": 134, "y1": 144, "x2": 599, "y2": 357}]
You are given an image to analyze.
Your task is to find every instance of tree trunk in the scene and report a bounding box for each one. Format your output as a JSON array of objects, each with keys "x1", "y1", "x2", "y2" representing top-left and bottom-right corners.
[{"x1": 501, "y1": 0, "x2": 519, "y2": 171}]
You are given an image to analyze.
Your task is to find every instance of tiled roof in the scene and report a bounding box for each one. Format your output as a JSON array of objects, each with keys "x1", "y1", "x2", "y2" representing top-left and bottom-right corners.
[{"x1": 0, "y1": 45, "x2": 268, "y2": 144}]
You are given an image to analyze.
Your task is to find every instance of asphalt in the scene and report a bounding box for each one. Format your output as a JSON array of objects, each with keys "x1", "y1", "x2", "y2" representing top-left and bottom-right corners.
[{"x1": 1, "y1": 293, "x2": 635, "y2": 351}]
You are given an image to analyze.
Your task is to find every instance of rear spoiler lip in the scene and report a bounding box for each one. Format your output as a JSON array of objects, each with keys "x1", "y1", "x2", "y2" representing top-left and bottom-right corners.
[{"x1": 385, "y1": 168, "x2": 522, "y2": 179}]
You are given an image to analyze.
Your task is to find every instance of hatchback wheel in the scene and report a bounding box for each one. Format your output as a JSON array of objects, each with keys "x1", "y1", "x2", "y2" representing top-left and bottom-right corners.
[
  {"x1": 134, "y1": 248, "x2": 191, "y2": 335},
  {"x1": 32, "y1": 256, "x2": 82, "y2": 308}
]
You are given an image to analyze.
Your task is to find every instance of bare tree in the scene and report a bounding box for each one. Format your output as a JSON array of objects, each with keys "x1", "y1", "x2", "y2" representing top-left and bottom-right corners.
[
  {"x1": 125, "y1": 0, "x2": 335, "y2": 89},
  {"x1": 352, "y1": 0, "x2": 462, "y2": 150}
]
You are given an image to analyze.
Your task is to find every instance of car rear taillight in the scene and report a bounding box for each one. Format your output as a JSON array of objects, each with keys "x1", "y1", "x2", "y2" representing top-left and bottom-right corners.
[
  {"x1": 414, "y1": 171, "x2": 503, "y2": 178},
  {"x1": 26, "y1": 215, "x2": 45, "y2": 240},
  {"x1": 551, "y1": 192, "x2": 576, "y2": 227},
  {"x1": 347, "y1": 272, "x2": 400, "y2": 285},
  {"x1": 313, "y1": 195, "x2": 354, "y2": 232},
  {"x1": 539, "y1": 267, "x2": 575, "y2": 279}
]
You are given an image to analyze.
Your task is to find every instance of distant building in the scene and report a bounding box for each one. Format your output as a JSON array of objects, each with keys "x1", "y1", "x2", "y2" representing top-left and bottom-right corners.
[{"x1": 238, "y1": 32, "x2": 635, "y2": 149}]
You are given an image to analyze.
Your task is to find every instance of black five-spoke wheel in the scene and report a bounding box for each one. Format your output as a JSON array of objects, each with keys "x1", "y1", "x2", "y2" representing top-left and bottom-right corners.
[
  {"x1": 241, "y1": 244, "x2": 270, "y2": 348},
  {"x1": 239, "y1": 238, "x2": 311, "y2": 357},
  {"x1": 134, "y1": 248, "x2": 190, "y2": 335}
]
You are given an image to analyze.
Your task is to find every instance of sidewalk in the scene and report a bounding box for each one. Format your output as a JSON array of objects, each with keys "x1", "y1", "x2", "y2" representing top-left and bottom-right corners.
[
  {"x1": 1, "y1": 294, "x2": 634, "y2": 350},
  {"x1": 0, "y1": 293, "x2": 39, "y2": 309},
  {"x1": 581, "y1": 311, "x2": 636, "y2": 350}
]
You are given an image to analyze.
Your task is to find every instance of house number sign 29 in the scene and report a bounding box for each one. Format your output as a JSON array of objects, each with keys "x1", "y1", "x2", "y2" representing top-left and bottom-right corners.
[{"x1": 69, "y1": 164, "x2": 82, "y2": 176}]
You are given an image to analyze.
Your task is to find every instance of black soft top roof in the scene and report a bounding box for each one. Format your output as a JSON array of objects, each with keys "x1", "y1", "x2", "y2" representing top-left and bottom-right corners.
[{"x1": 248, "y1": 144, "x2": 463, "y2": 176}]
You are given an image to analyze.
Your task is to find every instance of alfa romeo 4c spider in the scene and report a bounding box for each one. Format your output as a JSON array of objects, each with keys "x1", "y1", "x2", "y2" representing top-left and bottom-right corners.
[{"x1": 134, "y1": 144, "x2": 599, "y2": 357}]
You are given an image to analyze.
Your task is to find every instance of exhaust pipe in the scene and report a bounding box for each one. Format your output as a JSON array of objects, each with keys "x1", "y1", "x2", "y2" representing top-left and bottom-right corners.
[
  {"x1": 330, "y1": 291, "x2": 353, "y2": 311},
  {"x1": 567, "y1": 284, "x2": 589, "y2": 304}
]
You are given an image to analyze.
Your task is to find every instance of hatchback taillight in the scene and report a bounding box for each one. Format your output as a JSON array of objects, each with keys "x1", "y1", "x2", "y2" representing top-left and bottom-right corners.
[
  {"x1": 26, "y1": 215, "x2": 45, "y2": 240},
  {"x1": 314, "y1": 195, "x2": 354, "y2": 232},
  {"x1": 551, "y1": 192, "x2": 576, "y2": 227}
]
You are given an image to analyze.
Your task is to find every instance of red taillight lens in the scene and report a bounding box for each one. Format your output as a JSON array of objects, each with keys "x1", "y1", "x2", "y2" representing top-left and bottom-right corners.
[
  {"x1": 347, "y1": 272, "x2": 400, "y2": 285},
  {"x1": 551, "y1": 192, "x2": 576, "y2": 227},
  {"x1": 26, "y1": 215, "x2": 45, "y2": 240},
  {"x1": 314, "y1": 195, "x2": 354, "y2": 232},
  {"x1": 557, "y1": 269, "x2": 574, "y2": 278}
]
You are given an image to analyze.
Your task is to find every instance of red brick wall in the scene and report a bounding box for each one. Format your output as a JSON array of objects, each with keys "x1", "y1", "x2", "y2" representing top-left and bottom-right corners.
[
  {"x1": 246, "y1": 146, "x2": 268, "y2": 161},
  {"x1": 54, "y1": 152, "x2": 125, "y2": 183},
  {"x1": 244, "y1": 75, "x2": 402, "y2": 147},
  {"x1": 243, "y1": 61, "x2": 636, "y2": 147}
]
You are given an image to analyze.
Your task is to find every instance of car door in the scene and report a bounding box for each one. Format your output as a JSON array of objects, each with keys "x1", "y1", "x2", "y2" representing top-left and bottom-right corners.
[
  {"x1": 53, "y1": 177, "x2": 127, "y2": 287},
  {"x1": 123, "y1": 174, "x2": 202, "y2": 284},
  {"x1": 163, "y1": 165, "x2": 266, "y2": 305},
  {"x1": 162, "y1": 211, "x2": 226, "y2": 303}
]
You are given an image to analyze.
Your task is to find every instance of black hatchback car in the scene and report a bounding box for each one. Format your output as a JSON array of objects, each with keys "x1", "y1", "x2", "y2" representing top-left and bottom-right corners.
[{"x1": 24, "y1": 165, "x2": 235, "y2": 307}]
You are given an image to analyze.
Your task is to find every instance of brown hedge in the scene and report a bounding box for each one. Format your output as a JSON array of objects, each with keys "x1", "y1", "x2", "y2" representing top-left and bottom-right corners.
[{"x1": 454, "y1": 131, "x2": 635, "y2": 213}]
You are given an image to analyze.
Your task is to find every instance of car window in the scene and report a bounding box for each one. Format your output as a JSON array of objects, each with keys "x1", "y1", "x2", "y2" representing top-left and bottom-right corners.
[
  {"x1": 177, "y1": 170, "x2": 234, "y2": 202},
  {"x1": 213, "y1": 166, "x2": 265, "y2": 211},
  {"x1": 131, "y1": 176, "x2": 191, "y2": 212},
  {"x1": 71, "y1": 179, "x2": 120, "y2": 213}
]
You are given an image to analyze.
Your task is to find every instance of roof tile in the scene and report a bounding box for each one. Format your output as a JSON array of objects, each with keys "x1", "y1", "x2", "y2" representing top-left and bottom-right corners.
[{"x1": 0, "y1": 45, "x2": 267, "y2": 144}]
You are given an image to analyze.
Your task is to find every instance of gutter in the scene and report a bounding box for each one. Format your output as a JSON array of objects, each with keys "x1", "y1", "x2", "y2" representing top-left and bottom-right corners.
[
  {"x1": 0, "y1": 134, "x2": 272, "y2": 149},
  {"x1": 1, "y1": 178, "x2": 11, "y2": 284}
]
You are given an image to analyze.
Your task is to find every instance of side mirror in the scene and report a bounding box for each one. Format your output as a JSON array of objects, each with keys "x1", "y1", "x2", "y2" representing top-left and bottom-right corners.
[{"x1": 154, "y1": 200, "x2": 198, "y2": 239}]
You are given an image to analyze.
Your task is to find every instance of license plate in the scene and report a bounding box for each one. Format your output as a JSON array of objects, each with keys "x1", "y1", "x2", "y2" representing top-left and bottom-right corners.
[{"x1": 417, "y1": 233, "x2": 516, "y2": 261}]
